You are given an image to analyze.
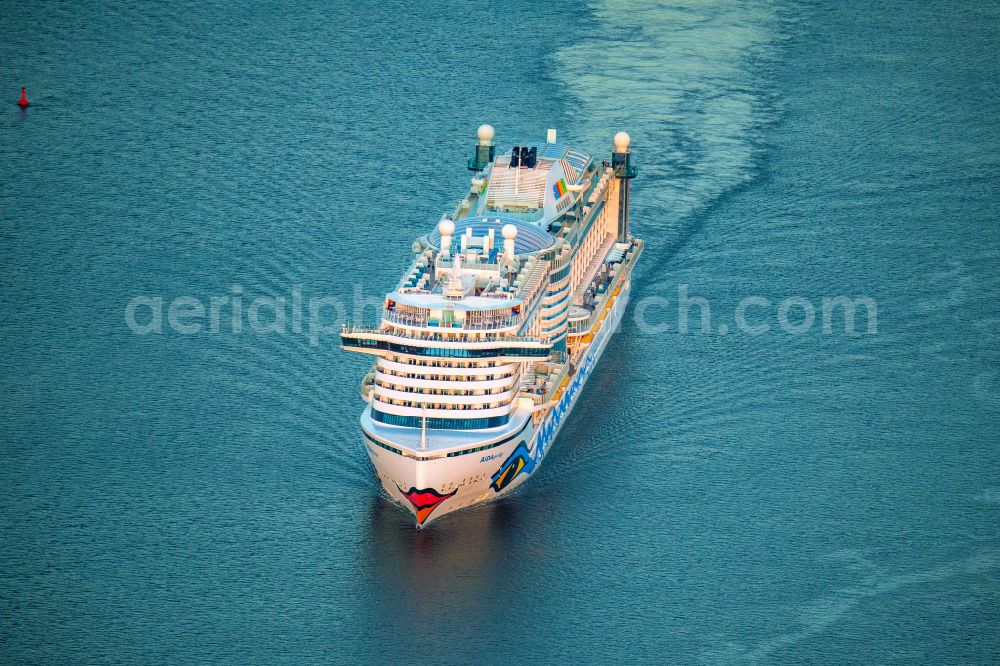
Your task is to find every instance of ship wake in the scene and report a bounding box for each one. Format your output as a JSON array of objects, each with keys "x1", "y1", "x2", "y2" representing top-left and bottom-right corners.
[{"x1": 554, "y1": 0, "x2": 801, "y2": 274}]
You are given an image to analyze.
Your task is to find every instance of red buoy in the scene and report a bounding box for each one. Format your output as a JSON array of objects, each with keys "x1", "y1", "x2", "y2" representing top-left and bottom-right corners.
[{"x1": 18, "y1": 87, "x2": 29, "y2": 107}]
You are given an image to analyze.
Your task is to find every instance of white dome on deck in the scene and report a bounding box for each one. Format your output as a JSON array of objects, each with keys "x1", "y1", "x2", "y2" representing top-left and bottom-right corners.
[
  {"x1": 438, "y1": 219, "x2": 455, "y2": 236},
  {"x1": 477, "y1": 124, "x2": 495, "y2": 145},
  {"x1": 427, "y1": 216, "x2": 555, "y2": 256},
  {"x1": 614, "y1": 131, "x2": 631, "y2": 152}
]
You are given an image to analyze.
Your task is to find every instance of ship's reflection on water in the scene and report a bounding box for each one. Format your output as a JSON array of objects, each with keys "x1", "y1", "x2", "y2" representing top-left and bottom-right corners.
[{"x1": 361, "y1": 493, "x2": 527, "y2": 626}]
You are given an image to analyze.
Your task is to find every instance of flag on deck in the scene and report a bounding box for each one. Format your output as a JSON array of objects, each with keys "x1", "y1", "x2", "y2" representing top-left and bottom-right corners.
[{"x1": 553, "y1": 178, "x2": 567, "y2": 199}]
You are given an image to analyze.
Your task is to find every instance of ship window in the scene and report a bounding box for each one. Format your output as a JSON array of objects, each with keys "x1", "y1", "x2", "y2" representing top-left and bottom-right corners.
[{"x1": 370, "y1": 410, "x2": 510, "y2": 430}]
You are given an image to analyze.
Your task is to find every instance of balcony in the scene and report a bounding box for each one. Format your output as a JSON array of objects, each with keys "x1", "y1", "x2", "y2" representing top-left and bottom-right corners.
[
  {"x1": 381, "y1": 308, "x2": 520, "y2": 331},
  {"x1": 344, "y1": 324, "x2": 538, "y2": 340}
]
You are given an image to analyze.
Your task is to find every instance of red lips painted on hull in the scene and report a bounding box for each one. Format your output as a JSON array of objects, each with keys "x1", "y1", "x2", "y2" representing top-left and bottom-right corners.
[{"x1": 397, "y1": 486, "x2": 457, "y2": 526}]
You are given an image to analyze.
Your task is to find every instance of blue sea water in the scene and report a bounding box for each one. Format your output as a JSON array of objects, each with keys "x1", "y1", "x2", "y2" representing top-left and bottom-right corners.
[{"x1": 2, "y1": 1, "x2": 999, "y2": 663}]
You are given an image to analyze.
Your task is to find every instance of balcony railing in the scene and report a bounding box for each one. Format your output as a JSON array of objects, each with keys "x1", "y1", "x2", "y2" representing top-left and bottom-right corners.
[
  {"x1": 435, "y1": 258, "x2": 500, "y2": 273},
  {"x1": 341, "y1": 324, "x2": 544, "y2": 345},
  {"x1": 381, "y1": 309, "x2": 520, "y2": 331}
]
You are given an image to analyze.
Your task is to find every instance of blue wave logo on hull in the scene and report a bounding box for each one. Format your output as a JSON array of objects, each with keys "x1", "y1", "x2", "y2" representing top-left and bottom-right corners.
[
  {"x1": 534, "y1": 309, "x2": 609, "y2": 456},
  {"x1": 490, "y1": 441, "x2": 537, "y2": 492}
]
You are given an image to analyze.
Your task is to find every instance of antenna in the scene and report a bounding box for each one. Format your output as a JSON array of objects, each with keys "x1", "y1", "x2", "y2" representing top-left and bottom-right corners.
[{"x1": 445, "y1": 253, "x2": 465, "y2": 298}]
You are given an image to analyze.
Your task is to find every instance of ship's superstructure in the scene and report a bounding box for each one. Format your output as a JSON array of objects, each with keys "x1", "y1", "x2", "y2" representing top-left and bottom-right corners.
[{"x1": 341, "y1": 126, "x2": 643, "y2": 526}]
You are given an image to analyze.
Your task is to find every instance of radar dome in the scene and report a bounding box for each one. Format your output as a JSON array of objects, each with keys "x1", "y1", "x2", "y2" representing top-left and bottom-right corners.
[
  {"x1": 613, "y1": 131, "x2": 631, "y2": 153},
  {"x1": 438, "y1": 219, "x2": 455, "y2": 236},
  {"x1": 501, "y1": 223, "x2": 518, "y2": 240},
  {"x1": 477, "y1": 124, "x2": 495, "y2": 145}
]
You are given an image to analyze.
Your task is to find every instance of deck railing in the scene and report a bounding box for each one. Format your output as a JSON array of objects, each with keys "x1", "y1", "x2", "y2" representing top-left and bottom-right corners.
[
  {"x1": 381, "y1": 309, "x2": 521, "y2": 331},
  {"x1": 341, "y1": 324, "x2": 544, "y2": 345}
]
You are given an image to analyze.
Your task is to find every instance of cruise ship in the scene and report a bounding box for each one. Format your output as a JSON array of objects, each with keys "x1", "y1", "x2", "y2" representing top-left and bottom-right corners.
[{"x1": 341, "y1": 126, "x2": 642, "y2": 527}]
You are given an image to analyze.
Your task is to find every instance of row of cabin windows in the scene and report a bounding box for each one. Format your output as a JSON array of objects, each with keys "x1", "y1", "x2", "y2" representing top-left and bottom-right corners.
[
  {"x1": 542, "y1": 318, "x2": 568, "y2": 334},
  {"x1": 365, "y1": 420, "x2": 530, "y2": 457},
  {"x1": 375, "y1": 381, "x2": 511, "y2": 397},
  {"x1": 376, "y1": 397, "x2": 508, "y2": 411},
  {"x1": 542, "y1": 291, "x2": 571, "y2": 311},
  {"x1": 545, "y1": 281, "x2": 571, "y2": 301},
  {"x1": 384, "y1": 327, "x2": 514, "y2": 342},
  {"x1": 341, "y1": 338, "x2": 549, "y2": 358},
  {"x1": 387, "y1": 356, "x2": 503, "y2": 369},
  {"x1": 379, "y1": 368, "x2": 515, "y2": 383},
  {"x1": 371, "y1": 410, "x2": 510, "y2": 430}
]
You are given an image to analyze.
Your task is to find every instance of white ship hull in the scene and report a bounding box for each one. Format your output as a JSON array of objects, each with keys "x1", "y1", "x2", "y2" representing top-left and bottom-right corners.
[{"x1": 365, "y1": 279, "x2": 632, "y2": 527}]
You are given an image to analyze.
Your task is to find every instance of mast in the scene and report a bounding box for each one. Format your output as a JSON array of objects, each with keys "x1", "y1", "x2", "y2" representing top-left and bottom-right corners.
[
  {"x1": 612, "y1": 132, "x2": 637, "y2": 243},
  {"x1": 420, "y1": 404, "x2": 428, "y2": 451}
]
